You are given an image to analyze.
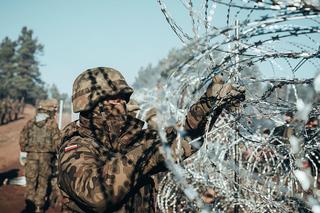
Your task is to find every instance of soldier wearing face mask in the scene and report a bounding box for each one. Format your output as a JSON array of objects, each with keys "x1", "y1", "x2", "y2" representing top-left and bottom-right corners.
[
  {"x1": 57, "y1": 67, "x2": 245, "y2": 213},
  {"x1": 20, "y1": 99, "x2": 61, "y2": 213}
]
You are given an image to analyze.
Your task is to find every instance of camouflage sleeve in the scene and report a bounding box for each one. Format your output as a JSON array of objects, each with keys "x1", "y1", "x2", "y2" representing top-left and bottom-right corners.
[
  {"x1": 59, "y1": 137, "x2": 164, "y2": 212},
  {"x1": 166, "y1": 126, "x2": 198, "y2": 160},
  {"x1": 177, "y1": 95, "x2": 222, "y2": 159},
  {"x1": 184, "y1": 95, "x2": 212, "y2": 138},
  {"x1": 184, "y1": 95, "x2": 221, "y2": 138},
  {"x1": 19, "y1": 120, "x2": 32, "y2": 152}
]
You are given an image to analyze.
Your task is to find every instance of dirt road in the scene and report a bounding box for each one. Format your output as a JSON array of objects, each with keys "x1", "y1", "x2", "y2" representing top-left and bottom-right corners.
[{"x1": 0, "y1": 104, "x2": 35, "y2": 172}]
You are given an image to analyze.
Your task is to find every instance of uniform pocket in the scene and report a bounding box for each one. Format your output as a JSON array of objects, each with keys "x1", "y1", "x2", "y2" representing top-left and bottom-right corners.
[{"x1": 25, "y1": 160, "x2": 38, "y2": 179}]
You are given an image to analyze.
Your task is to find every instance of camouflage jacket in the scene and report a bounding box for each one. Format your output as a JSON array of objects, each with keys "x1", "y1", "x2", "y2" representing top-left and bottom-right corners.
[
  {"x1": 57, "y1": 96, "x2": 221, "y2": 213},
  {"x1": 20, "y1": 118, "x2": 61, "y2": 153}
]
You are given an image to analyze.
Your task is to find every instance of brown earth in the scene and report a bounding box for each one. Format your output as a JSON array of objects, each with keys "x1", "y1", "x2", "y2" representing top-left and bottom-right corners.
[
  {"x1": 0, "y1": 104, "x2": 69, "y2": 213},
  {"x1": 0, "y1": 104, "x2": 35, "y2": 172}
]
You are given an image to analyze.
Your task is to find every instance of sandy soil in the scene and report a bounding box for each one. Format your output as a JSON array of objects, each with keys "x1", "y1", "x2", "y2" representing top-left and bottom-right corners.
[
  {"x1": 0, "y1": 104, "x2": 35, "y2": 172},
  {"x1": 0, "y1": 105, "x2": 65, "y2": 213}
]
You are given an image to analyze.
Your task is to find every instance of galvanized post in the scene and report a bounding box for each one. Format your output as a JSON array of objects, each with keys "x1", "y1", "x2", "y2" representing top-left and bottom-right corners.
[{"x1": 58, "y1": 100, "x2": 64, "y2": 129}]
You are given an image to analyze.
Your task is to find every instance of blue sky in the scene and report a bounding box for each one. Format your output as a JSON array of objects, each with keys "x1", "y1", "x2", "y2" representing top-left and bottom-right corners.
[
  {"x1": 0, "y1": 1, "x2": 189, "y2": 95},
  {"x1": 0, "y1": 1, "x2": 318, "y2": 95}
]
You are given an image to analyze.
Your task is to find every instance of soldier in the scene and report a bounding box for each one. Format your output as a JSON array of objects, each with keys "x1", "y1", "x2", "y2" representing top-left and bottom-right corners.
[
  {"x1": 19, "y1": 97, "x2": 25, "y2": 115},
  {"x1": 20, "y1": 99, "x2": 61, "y2": 213},
  {"x1": 6, "y1": 98, "x2": 13, "y2": 123},
  {"x1": 13, "y1": 99, "x2": 20, "y2": 120},
  {"x1": 273, "y1": 111, "x2": 295, "y2": 143},
  {"x1": 9, "y1": 99, "x2": 15, "y2": 121},
  {"x1": 57, "y1": 67, "x2": 245, "y2": 212},
  {"x1": 304, "y1": 116, "x2": 319, "y2": 145},
  {"x1": 0, "y1": 99, "x2": 4, "y2": 125},
  {"x1": 272, "y1": 111, "x2": 296, "y2": 173},
  {"x1": 2, "y1": 98, "x2": 10, "y2": 124}
]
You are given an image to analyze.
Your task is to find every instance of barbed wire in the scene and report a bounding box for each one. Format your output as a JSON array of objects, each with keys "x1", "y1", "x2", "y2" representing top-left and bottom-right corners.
[{"x1": 151, "y1": 1, "x2": 320, "y2": 212}]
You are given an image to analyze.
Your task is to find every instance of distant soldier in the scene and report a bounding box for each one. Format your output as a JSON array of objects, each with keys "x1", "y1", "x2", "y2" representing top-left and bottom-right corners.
[
  {"x1": 19, "y1": 97, "x2": 25, "y2": 115},
  {"x1": 273, "y1": 111, "x2": 295, "y2": 143},
  {"x1": 7, "y1": 98, "x2": 13, "y2": 123},
  {"x1": 8, "y1": 99, "x2": 15, "y2": 122},
  {"x1": 2, "y1": 98, "x2": 10, "y2": 124},
  {"x1": 303, "y1": 116, "x2": 319, "y2": 146},
  {"x1": 10, "y1": 99, "x2": 19, "y2": 121},
  {"x1": 272, "y1": 111, "x2": 296, "y2": 173},
  {"x1": 0, "y1": 99, "x2": 4, "y2": 125},
  {"x1": 20, "y1": 99, "x2": 61, "y2": 213}
]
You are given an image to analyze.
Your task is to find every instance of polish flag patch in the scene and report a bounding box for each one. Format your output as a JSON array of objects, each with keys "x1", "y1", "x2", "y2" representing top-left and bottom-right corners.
[{"x1": 64, "y1": 144, "x2": 78, "y2": 152}]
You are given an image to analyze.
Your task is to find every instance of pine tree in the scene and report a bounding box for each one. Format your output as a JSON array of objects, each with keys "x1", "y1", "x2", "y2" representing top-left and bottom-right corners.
[
  {"x1": 49, "y1": 84, "x2": 61, "y2": 100},
  {"x1": 15, "y1": 26, "x2": 46, "y2": 103},
  {"x1": 0, "y1": 37, "x2": 17, "y2": 98}
]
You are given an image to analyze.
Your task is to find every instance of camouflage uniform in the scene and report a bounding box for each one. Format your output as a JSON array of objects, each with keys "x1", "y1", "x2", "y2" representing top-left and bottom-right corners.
[
  {"x1": 9, "y1": 99, "x2": 15, "y2": 121},
  {"x1": 0, "y1": 100, "x2": 4, "y2": 124},
  {"x1": 13, "y1": 99, "x2": 20, "y2": 120},
  {"x1": 145, "y1": 108, "x2": 157, "y2": 130},
  {"x1": 0, "y1": 98, "x2": 24, "y2": 125},
  {"x1": 127, "y1": 99, "x2": 140, "y2": 118},
  {"x1": 20, "y1": 99, "x2": 61, "y2": 213},
  {"x1": 2, "y1": 98, "x2": 9, "y2": 124},
  {"x1": 57, "y1": 67, "x2": 245, "y2": 213},
  {"x1": 19, "y1": 97, "x2": 25, "y2": 115}
]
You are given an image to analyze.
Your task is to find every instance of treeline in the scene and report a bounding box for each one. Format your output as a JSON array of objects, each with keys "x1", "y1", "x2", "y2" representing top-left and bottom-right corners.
[
  {"x1": 133, "y1": 44, "x2": 197, "y2": 89},
  {"x1": 0, "y1": 26, "x2": 67, "y2": 105},
  {"x1": 133, "y1": 43, "x2": 261, "y2": 96},
  {"x1": 133, "y1": 43, "x2": 316, "y2": 105}
]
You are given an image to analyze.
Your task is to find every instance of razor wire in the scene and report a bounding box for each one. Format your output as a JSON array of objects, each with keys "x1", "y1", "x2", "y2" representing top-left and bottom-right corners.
[{"x1": 134, "y1": 1, "x2": 320, "y2": 212}]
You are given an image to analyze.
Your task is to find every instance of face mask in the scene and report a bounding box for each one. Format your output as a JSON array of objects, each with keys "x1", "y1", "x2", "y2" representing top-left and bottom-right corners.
[
  {"x1": 97, "y1": 101, "x2": 128, "y2": 137},
  {"x1": 35, "y1": 113, "x2": 49, "y2": 122},
  {"x1": 102, "y1": 101, "x2": 127, "y2": 116}
]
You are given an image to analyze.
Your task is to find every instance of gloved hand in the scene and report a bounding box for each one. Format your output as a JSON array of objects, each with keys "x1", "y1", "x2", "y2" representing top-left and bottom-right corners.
[
  {"x1": 19, "y1": 152, "x2": 27, "y2": 166},
  {"x1": 206, "y1": 75, "x2": 245, "y2": 107}
]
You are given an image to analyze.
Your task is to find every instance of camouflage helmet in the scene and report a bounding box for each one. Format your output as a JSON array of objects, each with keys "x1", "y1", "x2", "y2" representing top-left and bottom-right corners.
[
  {"x1": 38, "y1": 99, "x2": 58, "y2": 112},
  {"x1": 72, "y1": 67, "x2": 134, "y2": 113}
]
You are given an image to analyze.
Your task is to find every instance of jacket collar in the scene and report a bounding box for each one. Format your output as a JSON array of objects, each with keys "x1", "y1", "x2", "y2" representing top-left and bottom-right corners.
[{"x1": 77, "y1": 115, "x2": 145, "y2": 152}]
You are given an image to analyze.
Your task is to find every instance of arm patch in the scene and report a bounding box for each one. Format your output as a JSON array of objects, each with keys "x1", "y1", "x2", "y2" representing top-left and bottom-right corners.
[{"x1": 64, "y1": 144, "x2": 78, "y2": 152}]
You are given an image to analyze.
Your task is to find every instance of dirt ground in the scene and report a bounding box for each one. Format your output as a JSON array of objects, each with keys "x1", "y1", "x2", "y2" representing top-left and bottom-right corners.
[{"x1": 0, "y1": 105, "x2": 70, "y2": 213}]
